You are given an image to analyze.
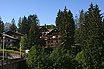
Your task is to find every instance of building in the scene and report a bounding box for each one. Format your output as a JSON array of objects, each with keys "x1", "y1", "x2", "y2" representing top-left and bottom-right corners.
[
  {"x1": 0, "y1": 25, "x2": 60, "y2": 48},
  {"x1": 0, "y1": 34, "x2": 2, "y2": 46},
  {"x1": 45, "y1": 29, "x2": 60, "y2": 47},
  {"x1": 39, "y1": 25, "x2": 60, "y2": 47},
  {"x1": 0, "y1": 31, "x2": 23, "y2": 48}
]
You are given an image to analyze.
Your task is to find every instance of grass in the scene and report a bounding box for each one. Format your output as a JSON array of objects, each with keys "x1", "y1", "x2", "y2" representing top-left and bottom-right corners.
[{"x1": 0, "y1": 47, "x2": 24, "y2": 55}]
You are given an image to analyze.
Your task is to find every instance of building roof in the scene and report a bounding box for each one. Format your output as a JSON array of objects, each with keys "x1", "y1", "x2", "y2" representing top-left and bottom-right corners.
[
  {"x1": 0, "y1": 31, "x2": 24, "y2": 40},
  {"x1": 46, "y1": 29, "x2": 59, "y2": 36},
  {"x1": 39, "y1": 26, "x2": 48, "y2": 32},
  {"x1": 48, "y1": 29, "x2": 53, "y2": 32},
  {"x1": 5, "y1": 31, "x2": 24, "y2": 36},
  {"x1": 2, "y1": 33, "x2": 19, "y2": 40}
]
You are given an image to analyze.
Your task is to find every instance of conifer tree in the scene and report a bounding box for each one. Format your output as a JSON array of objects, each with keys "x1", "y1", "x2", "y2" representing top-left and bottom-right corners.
[
  {"x1": 18, "y1": 16, "x2": 29, "y2": 34},
  {"x1": 0, "y1": 17, "x2": 4, "y2": 33},
  {"x1": 80, "y1": 4, "x2": 103, "y2": 68},
  {"x1": 27, "y1": 15, "x2": 35, "y2": 28},
  {"x1": 18, "y1": 15, "x2": 39, "y2": 35},
  {"x1": 10, "y1": 18, "x2": 17, "y2": 32},
  {"x1": 74, "y1": 15, "x2": 79, "y2": 29},
  {"x1": 56, "y1": 6, "x2": 75, "y2": 49},
  {"x1": 56, "y1": 9, "x2": 63, "y2": 30},
  {"x1": 75, "y1": 9, "x2": 85, "y2": 46},
  {"x1": 28, "y1": 15, "x2": 40, "y2": 49},
  {"x1": 20, "y1": 36, "x2": 28, "y2": 50},
  {"x1": 102, "y1": 19, "x2": 104, "y2": 43},
  {"x1": 18, "y1": 17, "x2": 22, "y2": 32}
]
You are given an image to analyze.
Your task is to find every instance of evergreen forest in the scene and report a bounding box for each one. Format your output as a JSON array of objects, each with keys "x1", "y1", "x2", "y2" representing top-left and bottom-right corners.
[{"x1": 0, "y1": 3, "x2": 104, "y2": 69}]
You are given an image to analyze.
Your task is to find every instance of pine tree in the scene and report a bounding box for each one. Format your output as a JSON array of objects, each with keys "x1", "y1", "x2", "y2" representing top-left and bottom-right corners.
[
  {"x1": 79, "y1": 9, "x2": 84, "y2": 32},
  {"x1": 10, "y1": 18, "x2": 17, "y2": 32},
  {"x1": 0, "y1": 17, "x2": 4, "y2": 33},
  {"x1": 56, "y1": 6, "x2": 75, "y2": 49},
  {"x1": 28, "y1": 15, "x2": 40, "y2": 49},
  {"x1": 18, "y1": 16, "x2": 29, "y2": 34},
  {"x1": 75, "y1": 9, "x2": 85, "y2": 46},
  {"x1": 56, "y1": 9, "x2": 64, "y2": 30},
  {"x1": 80, "y1": 3, "x2": 103, "y2": 68},
  {"x1": 18, "y1": 15, "x2": 39, "y2": 35},
  {"x1": 102, "y1": 19, "x2": 104, "y2": 44},
  {"x1": 18, "y1": 17, "x2": 22, "y2": 32},
  {"x1": 74, "y1": 15, "x2": 79, "y2": 29},
  {"x1": 26, "y1": 45, "x2": 47, "y2": 69},
  {"x1": 20, "y1": 36, "x2": 28, "y2": 50},
  {"x1": 27, "y1": 15, "x2": 35, "y2": 28}
]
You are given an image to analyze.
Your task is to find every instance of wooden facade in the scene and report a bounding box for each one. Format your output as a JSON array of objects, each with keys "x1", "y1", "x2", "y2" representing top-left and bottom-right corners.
[
  {"x1": 0, "y1": 26, "x2": 60, "y2": 48},
  {"x1": 0, "y1": 31, "x2": 23, "y2": 48},
  {"x1": 45, "y1": 29, "x2": 60, "y2": 47},
  {"x1": 39, "y1": 26, "x2": 60, "y2": 47}
]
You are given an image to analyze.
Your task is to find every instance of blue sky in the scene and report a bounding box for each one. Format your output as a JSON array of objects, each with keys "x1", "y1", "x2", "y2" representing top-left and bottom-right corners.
[{"x1": 0, "y1": 0, "x2": 103, "y2": 26}]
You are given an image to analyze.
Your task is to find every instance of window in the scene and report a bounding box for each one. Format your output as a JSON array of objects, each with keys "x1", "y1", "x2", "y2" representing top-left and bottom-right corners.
[
  {"x1": 56, "y1": 36, "x2": 58, "y2": 38},
  {"x1": 48, "y1": 41, "x2": 50, "y2": 43},
  {"x1": 51, "y1": 41, "x2": 53, "y2": 43}
]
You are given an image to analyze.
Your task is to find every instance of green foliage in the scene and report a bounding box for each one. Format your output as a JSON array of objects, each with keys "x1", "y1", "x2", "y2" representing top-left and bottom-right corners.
[
  {"x1": 75, "y1": 9, "x2": 85, "y2": 45},
  {"x1": 46, "y1": 24, "x2": 55, "y2": 29},
  {"x1": 27, "y1": 45, "x2": 78, "y2": 69},
  {"x1": 28, "y1": 15, "x2": 40, "y2": 49},
  {"x1": 18, "y1": 14, "x2": 42, "y2": 49},
  {"x1": 56, "y1": 6, "x2": 75, "y2": 49},
  {"x1": 0, "y1": 17, "x2": 4, "y2": 33},
  {"x1": 101, "y1": 62, "x2": 104, "y2": 68},
  {"x1": 75, "y1": 51, "x2": 90, "y2": 69},
  {"x1": 78, "y1": 4, "x2": 104, "y2": 69},
  {"x1": 18, "y1": 15, "x2": 39, "y2": 35},
  {"x1": 18, "y1": 17, "x2": 22, "y2": 32},
  {"x1": 21, "y1": 16, "x2": 28, "y2": 34},
  {"x1": 10, "y1": 18, "x2": 17, "y2": 32},
  {"x1": 49, "y1": 47, "x2": 78, "y2": 69},
  {"x1": 20, "y1": 36, "x2": 28, "y2": 50},
  {"x1": 0, "y1": 48, "x2": 24, "y2": 54},
  {"x1": 4, "y1": 3, "x2": 104, "y2": 69},
  {"x1": 18, "y1": 16, "x2": 29, "y2": 34},
  {"x1": 5, "y1": 46, "x2": 18, "y2": 51},
  {"x1": 76, "y1": 50, "x2": 104, "y2": 69},
  {"x1": 26, "y1": 45, "x2": 48, "y2": 69}
]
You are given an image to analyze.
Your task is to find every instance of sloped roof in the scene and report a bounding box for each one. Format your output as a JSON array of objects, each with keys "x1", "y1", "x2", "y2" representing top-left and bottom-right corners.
[
  {"x1": 5, "y1": 31, "x2": 24, "y2": 36},
  {"x1": 39, "y1": 26, "x2": 48, "y2": 32},
  {"x1": 2, "y1": 33, "x2": 18, "y2": 40},
  {"x1": 48, "y1": 29, "x2": 53, "y2": 32},
  {"x1": 46, "y1": 29, "x2": 59, "y2": 35}
]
